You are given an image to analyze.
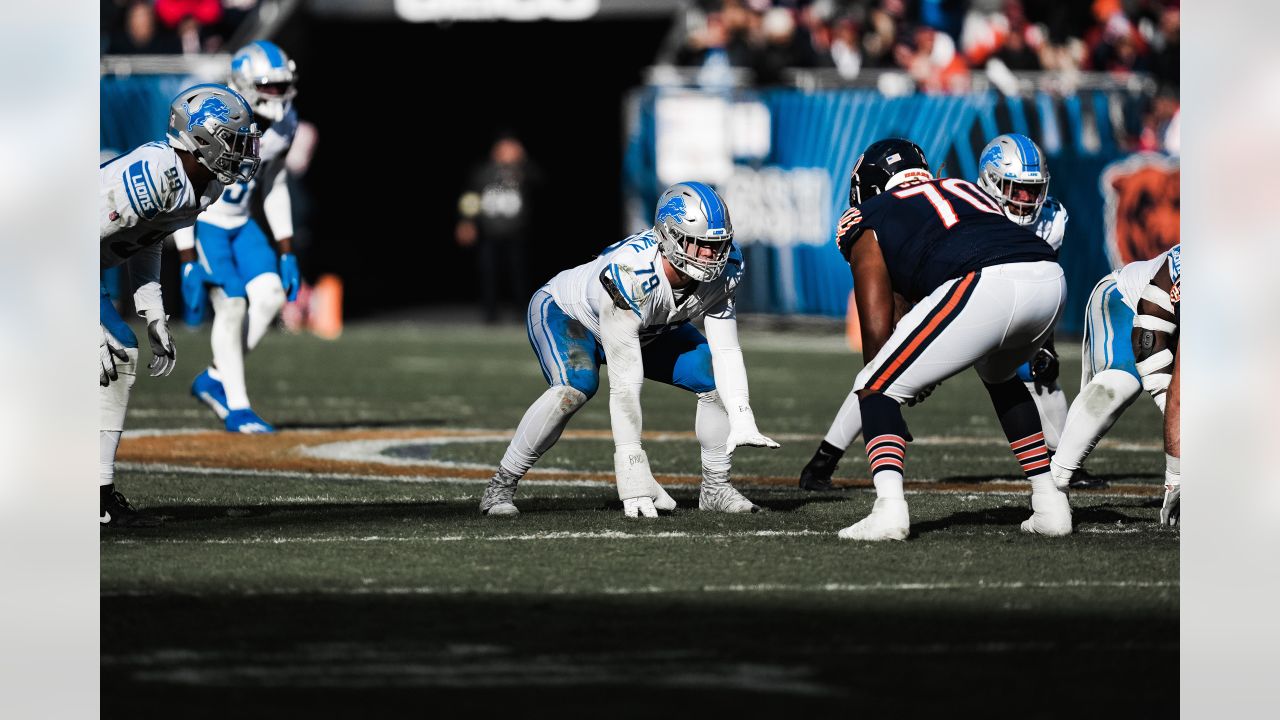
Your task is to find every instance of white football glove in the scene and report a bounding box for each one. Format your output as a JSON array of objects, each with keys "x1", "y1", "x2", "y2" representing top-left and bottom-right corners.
[
  {"x1": 142, "y1": 309, "x2": 176, "y2": 378},
  {"x1": 615, "y1": 446, "x2": 677, "y2": 518},
  {"x1": 1160, "y1": 480, "x2": 1180, "y2": 527},
  {"x1": 725, "y1": 423, "x2": 780, "y2": 455},
  {"x1": 99, "y1": 325, "x2": 129, "y2": 387}
]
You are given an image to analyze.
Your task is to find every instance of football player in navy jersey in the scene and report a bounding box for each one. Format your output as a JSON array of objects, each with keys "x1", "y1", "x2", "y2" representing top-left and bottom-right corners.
[{"x1": 823, "y1": 138, "x2": 1071, "y2": 540}]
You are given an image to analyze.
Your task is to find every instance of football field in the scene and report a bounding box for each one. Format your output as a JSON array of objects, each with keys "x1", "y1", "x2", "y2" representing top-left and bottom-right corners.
[{"x1": 102, "y1": 321, "x2": 1177, "y2": 717}]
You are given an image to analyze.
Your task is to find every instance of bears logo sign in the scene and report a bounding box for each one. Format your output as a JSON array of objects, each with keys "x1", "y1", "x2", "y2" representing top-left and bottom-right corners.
[{"x1": 1100, "y1": 153, "x2": 1180, "y2": 269}]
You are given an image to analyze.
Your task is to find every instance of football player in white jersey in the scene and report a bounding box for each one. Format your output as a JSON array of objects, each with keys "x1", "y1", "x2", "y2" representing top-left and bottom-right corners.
[
  {"x1": 1050, "y1": 244, "x2": 1181, "y2": 523},
  {"x1": 100, "y1": 84, "x2": 260, "y2": 527},
  {"x1": 798, "y1": 133, "x2": 1077, "y2": 491},
  {"x1": 480, "y1": 182, "x2": 779, "y2": 518},
  {"x1": 173, "y1": 40, "x2": 301, "y2": 434}
]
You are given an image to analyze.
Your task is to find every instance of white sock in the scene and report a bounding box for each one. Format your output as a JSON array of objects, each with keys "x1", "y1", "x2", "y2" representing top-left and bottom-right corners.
[
  {"x1": 1165, "y1": 453, "x2": 1180, "y2": 487},
  {"x1": 100, "y1": 431, "x2": 121, "y2": 486},
  {"x1": 210, "y1": 289, "x2": 250, "y2": 410},
  {"x1": 696, "y1": 390, "x2": 732, "y2": 484},
  {"x1": 872, "y1": 469, "x2": 905, "y2": 500},
  {"x1": 823, "y1": 387, "x2": 863, "y2": 451},
  {"x1": 1028, "y1": 381, "x2": 1069, "y2": 453},
  {"x1": 245, "y1": 272, "x2": 286, "y2": 351},
  {"x1": 499, "y1": 385, "x2": 588, "y2": 478},
  {"x1": 99, "y1": 347, "x2": 137, "y2": 487},
  {"x1": 1052, "y1": 369, "x2": 1141, "y2": 476}
]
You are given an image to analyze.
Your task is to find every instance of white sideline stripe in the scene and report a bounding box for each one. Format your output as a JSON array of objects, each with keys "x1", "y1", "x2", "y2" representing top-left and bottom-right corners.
[
  {"x1": 124, "y1": 426, "x2": 1163, "y2": 452},
  {"x1": 102, "y1": 579, "x2": 1177, "y2": 598},
  {"x1": 103, "y1": 529, "x2": 828, "y2": 545}
]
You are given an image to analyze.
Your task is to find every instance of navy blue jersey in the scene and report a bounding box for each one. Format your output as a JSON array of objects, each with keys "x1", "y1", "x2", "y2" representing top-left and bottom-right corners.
[{"x1": 837, "y1": 177, "x2": 1056, "y2": 302}]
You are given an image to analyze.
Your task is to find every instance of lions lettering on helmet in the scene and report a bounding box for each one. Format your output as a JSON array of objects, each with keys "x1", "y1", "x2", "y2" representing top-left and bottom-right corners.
[
  {"x1": 654, "y1": 182, "x2": 734, "y2": 282},
  {"x1": 167, "y1": 84, "x2": 261, "y2": 185},
  {"x1": 977, "y1": 133, "x2": 1050, "y2": 226},
  {"x1": 229, "y1": 40, "x2": 298, "y2": 123}
]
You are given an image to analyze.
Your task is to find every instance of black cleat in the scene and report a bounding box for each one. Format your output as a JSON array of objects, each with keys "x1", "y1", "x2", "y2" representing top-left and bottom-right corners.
[
  {"x1": 799, "y1": 441, "x2": 844, "y2": 491},
  {"x1": 1068, "y1": 467, "x2": 1110, "y2": 490},
  {"x1": 100, "y1": 486, "x2": 162, "y2": 528}
]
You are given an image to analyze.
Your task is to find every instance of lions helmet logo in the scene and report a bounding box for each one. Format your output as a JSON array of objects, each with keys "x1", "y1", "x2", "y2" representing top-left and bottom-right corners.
[
  {"x1": 657, "y1": 196, "x2": 687, "y2": 225},
  {"x1": 1100, "y1": 153, "x2": 1180, "y2": 269},
  {"x1": 184, "y1": 97, "x2": 233, "y2": 133}
]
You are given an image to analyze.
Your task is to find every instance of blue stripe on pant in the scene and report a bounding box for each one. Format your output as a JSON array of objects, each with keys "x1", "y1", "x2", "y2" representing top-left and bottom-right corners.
[
  {"x1": 196, "y1": 219, "x2": 280, "y2": 298},
  {"x1": 1084, "y1": 278, "x2": 1139, "y2": 380},
  {"x1": 524, "y1": 289, "x2": 716, "y2": 397},
  {"x1": 100, "y1": 285, "x2": 137, "y2": 348}
]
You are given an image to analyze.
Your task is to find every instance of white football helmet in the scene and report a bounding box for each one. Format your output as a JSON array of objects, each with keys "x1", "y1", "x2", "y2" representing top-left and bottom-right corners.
[
  {"x1": 977, "y1": 133, "x2": 1050, "y2": 225},
  {"x1": 166, "y1": 84, "x2": 261, "y2": 185},
  {"x1": 229, "y1": 40, "x2": 298, "y2": 123},
  {"x1": 654, "y1": 182, "x2": 734, "y2": 282}
]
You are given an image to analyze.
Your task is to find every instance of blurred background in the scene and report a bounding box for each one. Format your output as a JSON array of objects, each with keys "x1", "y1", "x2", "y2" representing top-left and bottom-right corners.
[{"x1": 99, "y1": 0, "x2": 1180, "y2": 334}]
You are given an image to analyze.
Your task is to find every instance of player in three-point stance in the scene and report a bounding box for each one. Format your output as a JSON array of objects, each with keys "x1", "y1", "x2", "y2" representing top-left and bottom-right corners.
[
  {"x1": 1048, "y1": 244, "x2": 1181, "y2": 524},
  {"x1": 827, "y1": 138, "x2": 1069, "y2": 540},
  {"x1": 479, "y1": 182, "x2": 778, "y2": 518},
  {"x1": 99, "y1": 84, "x2": 261, "y2": 526},
  {"x1": 799, "y1": 133, "x2": 1087, "y2": 490},
  {"x1": 175, "y1": 40, "x2": 302, "y2": 433}
]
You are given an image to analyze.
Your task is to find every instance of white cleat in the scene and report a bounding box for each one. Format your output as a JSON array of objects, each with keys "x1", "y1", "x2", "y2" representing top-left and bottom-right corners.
[
  {"x1": 699, "y1": 482, "x2": 760, "y2": 513},
  {"x1": 1020, "y1": 488, "x2": 1073, "y2": 536},
  {"x1": 838, "y1": 497, "x2": 910, "y2": 541},
  {"x1": 479, "y1": 471, "x2": 520, "y2": 516}
]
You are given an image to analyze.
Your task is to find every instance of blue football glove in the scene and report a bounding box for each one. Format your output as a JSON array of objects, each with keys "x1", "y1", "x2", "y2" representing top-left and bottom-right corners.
[
  {"x1": 180, "y1": 261, "x2": 211, "y2": 326},
  {"x1": 279, "y1": 253, "x2": 300, "y2": 302}
]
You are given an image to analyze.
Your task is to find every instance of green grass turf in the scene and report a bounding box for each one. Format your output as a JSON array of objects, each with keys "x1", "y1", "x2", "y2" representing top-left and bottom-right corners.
[{"x1": 103, "y1": 322, "x2": 1176, "y2": 718}]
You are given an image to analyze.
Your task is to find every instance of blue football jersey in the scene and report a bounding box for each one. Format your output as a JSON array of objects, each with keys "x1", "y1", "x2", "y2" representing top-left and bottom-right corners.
[{"x1": 837, "y1": 177, "x2": 1056, "y2": 302}]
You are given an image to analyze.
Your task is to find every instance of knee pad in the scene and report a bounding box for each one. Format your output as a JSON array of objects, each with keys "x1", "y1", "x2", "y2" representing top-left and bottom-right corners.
[
  {"x1": 211, "y1": 290, "x2": 248, "y2": 323},
  {"x1": 246, "y1": 273, "x2": 287, "y2": 318},
  {"x1": 1082, "y1": 368, "x2": 1143, "y2": 415},
  {"x1": 99, "y1": 348, "x2": 138, "y2": 431},
  {"x1": 548, "y1": 384, "x2": 590, "y2": 415}
]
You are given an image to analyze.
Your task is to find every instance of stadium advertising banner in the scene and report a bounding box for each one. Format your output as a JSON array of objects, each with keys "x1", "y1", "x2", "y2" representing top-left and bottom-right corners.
[{"x1": 624, "y1": 86, "x2": 1176, "y2": 333}]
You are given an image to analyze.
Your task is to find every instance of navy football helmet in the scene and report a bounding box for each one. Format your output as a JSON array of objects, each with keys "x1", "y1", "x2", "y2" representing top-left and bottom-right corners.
[{"x1": 848, "y1": 138, "x2": 932, "y2": 205}]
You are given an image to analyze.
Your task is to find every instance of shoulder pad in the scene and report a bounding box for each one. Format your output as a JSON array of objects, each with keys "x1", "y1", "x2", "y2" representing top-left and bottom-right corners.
[
  {"x1": 599, "y1": 263, "x2": 652, "y2": 315},
  {"x1": 120, "y1": 147, "x2": 178, "y2": 220}
]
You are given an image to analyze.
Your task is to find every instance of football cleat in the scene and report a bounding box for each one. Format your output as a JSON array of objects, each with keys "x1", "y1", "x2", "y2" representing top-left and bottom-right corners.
[
  {"x1": 698, "y1": 482, "x2": 760, "y2": 513},
  {"x1": 1067, "y1": 466, "x2": 1110, "y2": 490},
  {"x1": 225, "y1": 408, "x2": 275, "y2": 434},
  {"x1": 837, "y1": 497, "x2": 910, "y2": 541},
  {"x1": 1020, "y1": 488, "x2": 1073, "y2": 536},
  {"x1": 480, "y1": 470, "x2": 520, "y2": 516},
  {"x1": 191, "y1": 369, "x2": 230, "y2": 420},
  {"x1": 798, "y1": 442, "x2": 843, "y2": 491},
  {"x1": 100, "y1": 486, "x2": 162, "y2": 528}
]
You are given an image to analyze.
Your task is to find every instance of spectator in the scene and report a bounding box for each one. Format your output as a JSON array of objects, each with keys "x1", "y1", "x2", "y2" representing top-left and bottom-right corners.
[
  {"x1": 106, "y1": 1, "x2": 181, "y2": 55},
  {"x1": 154, "y1": 0, "x2": 224, "y2": 53},
  {"x1": 455, "y1": 135, "x2": 543, "y2": 324},
  {"x1": 894, "y1": 25, "x2": 970, "y2": 93}
]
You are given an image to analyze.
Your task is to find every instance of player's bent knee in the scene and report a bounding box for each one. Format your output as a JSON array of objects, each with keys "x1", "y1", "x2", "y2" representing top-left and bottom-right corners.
[
  {"x1": 246, "y1": 273, "x2": 286, "y2": 314},
  {"x1": 1081, "y1": 369, "x2": 1142, "y2": 414},
  {"x1": 548, "y1": 384, "x2": 590, "y2": 413}
]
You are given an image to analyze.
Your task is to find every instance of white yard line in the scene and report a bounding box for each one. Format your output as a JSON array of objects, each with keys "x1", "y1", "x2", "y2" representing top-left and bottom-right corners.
[{"x1": 103, "y1": 529, "x2": 829, "y2": 545}]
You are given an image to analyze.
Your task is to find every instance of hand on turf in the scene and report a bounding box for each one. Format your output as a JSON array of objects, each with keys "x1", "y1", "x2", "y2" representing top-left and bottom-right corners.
[
  {"x1": 99, "y1": 325, "x2": 129, "y2": 387},
  {"x1": 623, "y1": 496, "x2": 658, "y2": 518},
  {"x1": 143, "y1": 310, "x2": 176, "y2": 378},
  {"x1": 1160, "y1": 482, "x2": 1180, "y2": 527}
]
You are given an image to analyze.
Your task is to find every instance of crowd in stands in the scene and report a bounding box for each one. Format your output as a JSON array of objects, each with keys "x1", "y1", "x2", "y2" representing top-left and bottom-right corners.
[
  {"x1": 101, "y1": 0, "x2": 259, "y2": 55},
  {"x1": 674, "y1": 0, "x2": 1179, "y2": 95}
]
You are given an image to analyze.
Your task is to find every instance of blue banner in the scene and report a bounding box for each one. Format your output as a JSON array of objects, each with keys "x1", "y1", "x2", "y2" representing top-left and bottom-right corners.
[{"x1": 623, "y1": 87, "x2": 1172, "y2": 335}]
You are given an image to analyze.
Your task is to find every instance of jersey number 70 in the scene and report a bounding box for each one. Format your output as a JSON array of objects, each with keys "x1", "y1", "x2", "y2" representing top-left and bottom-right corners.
[{"x1": 892, "y1": 178, "x2": 1002, "y2": 229}]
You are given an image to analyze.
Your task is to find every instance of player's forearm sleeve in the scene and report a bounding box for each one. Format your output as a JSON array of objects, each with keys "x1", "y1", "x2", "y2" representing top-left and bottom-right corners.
[
  {"x1": 705, "y1": 313, "x2": 755, "y2": 425},
  {"x1": 128, "y1": 244, "x2": 164, "y2": 316},
  {"x1": 599, "y1": 301, "x2": 646, "y2": 449},
  {"x1": 262, "y1": 162, "x2": 294, "y2": 240}
]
